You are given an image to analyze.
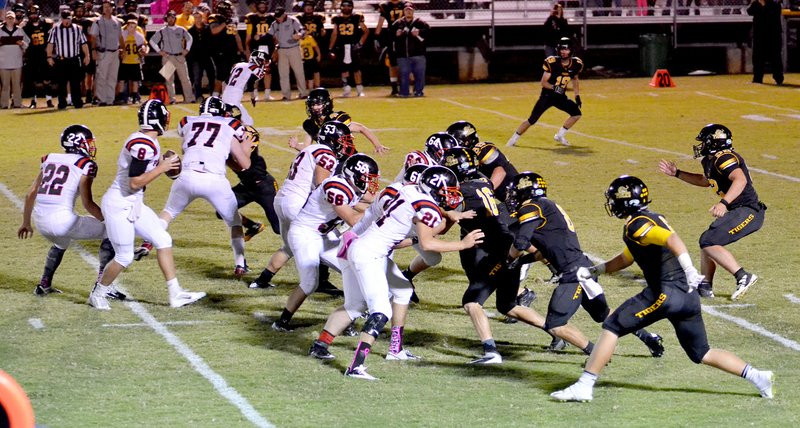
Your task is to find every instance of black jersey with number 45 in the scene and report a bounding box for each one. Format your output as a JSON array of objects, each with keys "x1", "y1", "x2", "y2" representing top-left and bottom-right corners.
[
  {"x1": 458, "y1": 175, "x2": 514, "y2": 251},
  {"x1": 512, "y1": 197, "x2": 585, "y2": 274},
  {"x1": 543, "y1": 56, "x2": 584, "y2": 93},
  {"x1": 700, "y1": 149, "x2": 759, "y2": 210}
]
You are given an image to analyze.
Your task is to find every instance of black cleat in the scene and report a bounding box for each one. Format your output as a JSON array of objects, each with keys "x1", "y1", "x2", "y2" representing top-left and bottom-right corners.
[
  {"x1": 644, "y1": 334, "x2": 664, "y2": 358},
  {"x1": 308, "y1": 342, "x2": 335, "y2": 360},
  {"x1": 342, "y1": 321, "x2": 359, "y2": 337},
  {"x1": 698, "y1": 282, "x2": 714, "y2": 298},
  {"x1": 547, "y1": 337, "x2": 567, "y2": 352},
  {"x1": 316, "y1": 280, "x2": 344, "y2": 297},
  {"x1": 34, "y1": 284, "x2": 63, "y2": 296},
  {"x1": 516, "y1": 287, "x2": 537, "y2": 307}
]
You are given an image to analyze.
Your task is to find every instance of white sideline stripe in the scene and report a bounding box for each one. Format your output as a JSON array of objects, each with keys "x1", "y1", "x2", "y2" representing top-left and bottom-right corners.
[
  {"x1": 702, "y1": 305, "x2": 800, "y2": 352},
  {"x1": 785, "y1": 294, "x2": 800, "y2": 305},
  {"x1": 626, "y1": 159, "x2": 639, "y2": 164},
  {"x1": 646, "y1": 93, "x2": 659, "y2": 97},
  {"x1": 0, "y1": 182, "x2": 274, "y2": 428},
  {"x1": 28, "y1": 318, "x2": 44, "y2": 330},
  {"x1": 554, "y1": 160, "x2": 569, "y2": 166},
  {"x1": 780, "y1": 114, "x2": 800, "y2": 120},
  {"x1": 707, "y1": 303, "x2": 755, "y2": 308},
  {"x1": 741, "y1": 114, "x2": 777, "y2": 122},
  {"x1": 695, "y1": 91, "x2": 800, "y2": 113},
  {"x1": 102, "y1": 320, "x2": 215, "y2": 328},
  {"x1": 439, "y1": 98, "x2": 800, "y2": 183},
  {"x1": 761, "y1": 154, "x2": 778, "y2": 160},
  {"x1": 174, "y1": 105, "x2": 194, "y2": 113}
]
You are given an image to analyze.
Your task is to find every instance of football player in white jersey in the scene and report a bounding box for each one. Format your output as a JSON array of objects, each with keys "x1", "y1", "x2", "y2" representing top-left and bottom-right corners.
[
  {"x1": 312, "y1": 166, "x2": 485, "y2": 380},
  {"x1": 89, "y1": 100, "x2": 206, "y2": 310},
  {"x1": 394, "y1": 132, "x2": 458, "y2": 182},
  {"x1": 18, "y1": 125, "x2": 117, "y2": 298},
  {"x1": 221, "y1": 48, "x2": 270, "y2": 126},
  {"x1": 249, "y1": 120, "x2": 355, "y2": 289},
  {"x1": 272, "y1": 154, "x2": 379, "y2": 331},
  {"x1": 158, "y1": 96, "x2": 253, "y2": 277}
]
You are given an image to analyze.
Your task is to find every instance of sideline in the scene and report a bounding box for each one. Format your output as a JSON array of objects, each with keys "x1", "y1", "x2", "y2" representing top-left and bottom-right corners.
[{"x1": 0, "y1": 182, "x2": 274, "y2": 428}]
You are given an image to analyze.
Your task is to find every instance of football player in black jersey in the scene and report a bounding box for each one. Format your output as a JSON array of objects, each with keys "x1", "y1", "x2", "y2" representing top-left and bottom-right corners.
[
  {"x1": 551, "y1": 175, "x2": 774, "y2": 402},
  {"x1": 658, "y1": 124, "x2": 765, "y2": 300},
  {"x1": 209, "y1": 0, "x2": 246, "y2": 95},
  {"x1": 290, "y1": 87, "x2": 388, "y2": 153},
  {"x1": 506, "y1": 172, "x2": 664, "y2": 358},
  {"x1": 374, "y1": 0, "x2": 406, "y2": 96},
  {"x1": 23, "y1": 5, "x2": 55, "y2": 108},
  {"x1": 441, "y1": 149, "x2": 573, "y2": 363},
  {"x1": 245, "y1": 0, "x2": 275, "y2": 103},
  {"x1": 297, "y1": 1, "x2": 325, "y2": 42},
  {"x1": 72, "y1": 1, "x2": 97, "y2": 105},
  {"x1": 328, "y1": 0, "x2": 368, "y2": 97},
  {"x1": 507, "y1": 37, "x2": 583, "y2": 147},
  {"x1": 217, "y1": 125, "x2": 280, "y2": 242}
]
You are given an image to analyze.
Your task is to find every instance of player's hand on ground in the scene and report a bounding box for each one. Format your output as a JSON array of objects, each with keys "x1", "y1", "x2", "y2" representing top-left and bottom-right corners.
[
  {"x1": 658, "y1": 159, "x2": 677, "y2": 177},
  {"x1": 159, "y1": 154, "x2": 180, "y2": 174},
  {"x1": 17, "y1": 223, "x2": 34, "y2": 239},
  {"x1": 709, "y1": 202, "x2": 727, "y2": 218},
  {"x1": 461, "y1": 229, "x2": 484, "y2": 249}
]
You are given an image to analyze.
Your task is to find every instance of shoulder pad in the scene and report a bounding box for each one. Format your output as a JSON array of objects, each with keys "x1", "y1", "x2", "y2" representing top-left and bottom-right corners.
[
  {"x1": 517, "y1": 202, "x2": 543, "y2": 224},
  {"x1": 125, "y1": 137, "x2": 158, "y2": 161},
  {"x1": 625, "y1": 215, "x2": 658, "y2": 241},
  {"x1": 323, "y1": 179, "x2": 356, "y2": 205},
  {"x1": 332, "y1": 111, "x2": 352, "y2": 124},
  {"x1": 714, "y1": 151, "x2": 740, "y2": 172}
]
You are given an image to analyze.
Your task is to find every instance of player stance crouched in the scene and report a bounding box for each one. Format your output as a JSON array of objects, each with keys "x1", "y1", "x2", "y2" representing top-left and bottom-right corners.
[
  {"x1": 90, "y1": 100, "x2": 206, "y2": 310},
  {"x1": 18, "y1": 125, "x2": 116, "y2": 298},
  {"x1": 551, "y1": 176, "x2": 774, "y2": 402}
]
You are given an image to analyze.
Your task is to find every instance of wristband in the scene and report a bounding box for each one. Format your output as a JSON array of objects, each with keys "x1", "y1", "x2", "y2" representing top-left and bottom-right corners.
[
  {"x1": 411, "y1": 236, "x2": 419, "y2": 245},
  {"x1": 675, "y1": 169, "x2": 681, "y2": 178},
  {"x1": 592, "y1": 263, "x2": 606, "y2": 275},
  {"x1": 719, "y1": 199, "x2": 730, "y2": 208},
  {"x1": 677, "y1": 253, "x2": 693, "y2": 272}
]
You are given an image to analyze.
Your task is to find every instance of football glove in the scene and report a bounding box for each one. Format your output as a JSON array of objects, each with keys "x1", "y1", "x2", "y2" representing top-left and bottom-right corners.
[
  {"x1": 575, "y1": 95, "x2": 582, "y2": 109},
  {"x1": 353, "y1": 42, "x2": 362, "y2": 51},
  {"x1": 552, "y1": 85, "x2": 566, "y2": 95},
  {"x1": 684, "y1": 266, "x2": 705, "y2": 293},
  {"x1": 576, "y1": 267, "x2": 604, "y2": 300},
  {"x1": 373, "y1": 39, "x2": 381, "y2": 52}
]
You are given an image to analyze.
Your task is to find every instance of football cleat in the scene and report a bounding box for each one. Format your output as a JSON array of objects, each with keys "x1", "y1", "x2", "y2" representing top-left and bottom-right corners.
[
  {"x1": 467, "y1": 351, "x2": 502, "y2": 365},
  {"x1": 731, "y1": 273, "x2": 758, "y2": 301},
  {"x1": 550, "y1": 384, "x2": 593, "y2": 402},
  {"x1": 34, "y1": 284, "x2": 63, "y2": 296},
  {"x1": 342, "y1": 85, "x2": 352, "y2": 97},
  {"x1": 342, "y1": 321, "x2": 359, "y2": 337},
  {"x1": 244, "y1": 222, "x2": 265, "y2": 242},
  {"x1": 249, "y1": 279, "x2": 276, "y2": 289},
  {"x1": 271, "y1": 321, "x2": 293, "y2": 332},
  {"x1": 105, "y1": 285, "x2": 127, "y2": 300},
  {"x1": 644, "y1": 334, "x2": 664, "y2": 358},
  {"x1": 316, "y1": 281, "x2": 344, "y2": 297},
  {"x1": 547, "y1": 337, "x2": 568, "y2": 352},
  {"x1": 698, "y1": 282, "x2": 715, "y2": 298},
  {"x1": 133, "y1": 241, "x2": 153, "y2": 261},
  {"x1": 386, "y1": 349, "x2": 421, "y2": 361},
  {"x1": 308, "y1": 342, "x2": 336, "y2": 360},
  {"x1": 234, "y1": 265, "x2": 249, "y2": 279},
  {"x1": 553, "y1": 134, "x2": 570, "y2": 146},
  {"x1": 516, "y1": 287, "x2": 537, "y2": 307},
  {"x1": 344, "y1": 364, "x2": 377, "y2": 381},
  {"x1": 757, "y1": 370, "x2": 775, "y2": 399},
  {"x1": 87, "y1": 284, "x2": 111, "y2": 310},
  {"x1": 169, "y1": 290, "x2": 206, "y2": 308}
]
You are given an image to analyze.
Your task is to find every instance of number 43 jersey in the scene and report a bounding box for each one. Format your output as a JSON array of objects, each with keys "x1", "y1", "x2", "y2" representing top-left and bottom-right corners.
[
  {"x1": 179, "y1": 115, "x2": 245, "y2": 175},
  {"x1": 34, "y1": 152, "x2": 97, "y2": 215}
]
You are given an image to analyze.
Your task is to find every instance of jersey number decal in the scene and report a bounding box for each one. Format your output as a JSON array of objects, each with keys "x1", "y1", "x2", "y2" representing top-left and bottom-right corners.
[
  {"x1": 38, "y1": 164, "x2": 70, "y2": 196},
  {"x1": 326, "y1": 191, "x2": 345, "y2": 206},
  {"x1": 555, "y1": 204, "x2": 576, "y2": 232},
  {"x1": 338, "y1": 23, "x2": 355, "y2": 36},
  {"x1": 287, "y1": 151, "x2": 306, "y2": 180},
  {"x1": 555, "y1": 75, "x2": 571, "y2": 88},
  {"x1": 187, "y1": 122, "x2": 221, "y2": 148},
  {"x1": 228, "y1": 67, "x2": 244, "y2": 87},
  {"x1": 475, "y1": 187, "x2": 499, "y2": 216},
  {"x1": 376, "y1": 195, "x2": 404, "y2": 227}
]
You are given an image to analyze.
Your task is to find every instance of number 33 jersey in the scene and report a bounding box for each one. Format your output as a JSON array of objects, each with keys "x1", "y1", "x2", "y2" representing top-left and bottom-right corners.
[
  {"x1": 34, "y1": 152, "x2": 97, "y2": 215},
  {"x1": 179, "y1": 115, "x2": 245, "y2": 175},
  {"x1": 357, "y1": 183, "x2": 443, "y2": 257}
]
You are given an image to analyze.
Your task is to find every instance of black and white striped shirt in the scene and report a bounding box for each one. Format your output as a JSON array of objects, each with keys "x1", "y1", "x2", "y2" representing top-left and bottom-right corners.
[{"x1": 47, "y1": 23, "x2": 87, "y2": 59}]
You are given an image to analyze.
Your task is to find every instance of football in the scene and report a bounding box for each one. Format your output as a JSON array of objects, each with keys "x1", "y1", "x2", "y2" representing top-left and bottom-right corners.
[{"x1": 163, "y1": 149, "x2": 181, "y2": 179}]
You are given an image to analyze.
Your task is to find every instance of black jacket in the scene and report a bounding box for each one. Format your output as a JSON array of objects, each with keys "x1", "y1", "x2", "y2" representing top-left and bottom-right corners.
[{"x1": 391, "y1": 17, "x2": 429, "y2": 58}]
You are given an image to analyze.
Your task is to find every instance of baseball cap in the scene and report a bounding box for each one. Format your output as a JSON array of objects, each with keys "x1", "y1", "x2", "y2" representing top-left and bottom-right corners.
[
  {"x1": 341, "y1": 0, "x2": 353, "y2": 6},
  {"x1": 403, "y1": 1, "x2": 414, "y2": 9},
  {"x1": 274, "y1": 6, "x2": 285, "y2": 17},
  {"x1": 166, "y1": 9, "x2": 177, "y2": 17},
  {"x1": 5, "y1": 11, "x2": 15, "y2": 18}
]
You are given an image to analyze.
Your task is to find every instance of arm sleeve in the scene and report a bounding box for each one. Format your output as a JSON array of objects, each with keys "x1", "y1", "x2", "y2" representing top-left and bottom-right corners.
[{"x1": 128, "y1": 158, "x2": 150, "y2": 177}]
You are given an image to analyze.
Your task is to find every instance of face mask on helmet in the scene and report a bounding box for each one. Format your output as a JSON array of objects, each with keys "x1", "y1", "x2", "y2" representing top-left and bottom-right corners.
[
  {"x1": 693, "y1": 124, "x2": 732, "y2": 158},
  {"x1": 420, "y1": 166, "x2": 463, "y2": 210},
  {"x1": 61, "y1": 125, "x2": 97, "y2": 159},
  {"x1": 425, "y1": 132, "x2": 458, "y2": 163},
  {"x1": 604, "y1": 176, "x2": 650, "y2": 219},
  {"x1": 343, "y1": 154, "x2": 380, "y2": 195},
  {"x1": 243, "y1": 125, "x2": 260, "y2": 151},
  {"x1": 446, "y1": 121, "x2": 479, "y2": 148}
]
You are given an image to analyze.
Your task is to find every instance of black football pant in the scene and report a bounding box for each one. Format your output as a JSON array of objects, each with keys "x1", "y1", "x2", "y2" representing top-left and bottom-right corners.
[{"x1": 54, "y1": 57, "x2": 84, "y2": 109}]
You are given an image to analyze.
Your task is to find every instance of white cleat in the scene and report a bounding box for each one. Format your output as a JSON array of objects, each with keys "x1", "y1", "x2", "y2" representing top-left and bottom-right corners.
[
  {"x1": 757, "y1": 370, "x2": 775, "y2": 399},
  {"x1": 550, "y1": 383, "x2": 593, "y2": 402},
  {"x1": 731, "y1": 273, "x2": 758, "y2": 301},
  {"x1": 169, "y1": 290, "x2": 206, "y2": 308},
  {"x1": 467, "y1": 351, "x2": 502, "y2": 365},
  {"x1": 87, "y1": 285, "x2": 111, "y2": 310},
  {"x1": 344, "y1": 364, "x2": 378, "y2": 381},
  {"x1": 386, "y1": 349, "x2": 421, "y2": 361},
  {"x1": 554, "y1": 134, "x2": 570, "y2": 146},
  {"x1": 342, "y1": 85, "x2": 352, "y2": 97}
]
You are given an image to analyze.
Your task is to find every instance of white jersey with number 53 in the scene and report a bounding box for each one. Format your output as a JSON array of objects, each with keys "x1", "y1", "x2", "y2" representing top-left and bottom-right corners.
[{"x1": 178, "y1": 115, "x2": 245, "y2": 175}]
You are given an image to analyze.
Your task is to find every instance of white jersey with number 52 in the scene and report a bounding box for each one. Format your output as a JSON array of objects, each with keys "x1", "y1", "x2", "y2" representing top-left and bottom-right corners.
[{"x1": 277, "y1": 143, "x2": 338, "y2": 201}]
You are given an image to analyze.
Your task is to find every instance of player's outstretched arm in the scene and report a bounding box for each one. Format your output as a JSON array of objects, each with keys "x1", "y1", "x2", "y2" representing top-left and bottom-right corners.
[
  {"x1": 658, "y1": 159, "x2": 710, "y2": 187},
  {"x1": 18, "y1": 172, "x2": 43, "y2": 239},
  {"x1": 415, "y1": 221, "x2": 483, "y2": 253},
  {"x1": 349, "y1": 121, "x2": 389, "y2": 154}
]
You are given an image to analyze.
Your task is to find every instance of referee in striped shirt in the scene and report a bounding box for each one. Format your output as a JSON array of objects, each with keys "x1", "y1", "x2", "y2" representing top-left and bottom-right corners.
[{"x1": 46, "y1": 10, "x2": 90, "y2": 109}]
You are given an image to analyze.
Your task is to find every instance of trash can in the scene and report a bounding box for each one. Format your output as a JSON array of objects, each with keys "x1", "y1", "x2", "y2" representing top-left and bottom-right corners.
[{"x1": 639, "y1": 34, "x2": 669, "y2": 77}]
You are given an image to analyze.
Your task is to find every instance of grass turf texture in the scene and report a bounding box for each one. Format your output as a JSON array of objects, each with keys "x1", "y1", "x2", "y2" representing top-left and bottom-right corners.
[{"x1": 1, "y1": 75, "x2": 799, "y2": 427}]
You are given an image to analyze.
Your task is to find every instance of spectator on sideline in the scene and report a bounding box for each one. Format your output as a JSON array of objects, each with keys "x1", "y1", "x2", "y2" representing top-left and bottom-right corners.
[
  {"x1": 299, "y1": 32, "x2": 321, "y2": 89},
  {"x1": 116, "y1": 14, "x2": 147, "y2": 104},
  {"x1": 176, "y1": 1, "x2": 195, "y2": 28},
  {"x1": 72, "y1": 1, "x2": 97, "y2": 105},
  {"x1": 374, "y1": 0, "x2": 405, "y2": 96},
  {"x1": 543, "y1": 3, "x2": 571, "y2": 58},
  {"x1": 89, "y1": 0, "x2": 122, "y2": 106},
  {"x1": 268, "y1": 7, "x2": 307, "y2": 100},
  {"x1": 46, "y1": 9, "x2": 90, "y2": 109},
  {"x1": 747, "y1": 0, "x2": 784, "y2": 85},
  {"x1": 150, "y1": 10, "x2": 195, "y2": 103},
  {"x1": 187, "y1": 9, "x2": 215, "y2": 100},
  {"x1": 391, "y1": 3, "x2": 429, "y2": 97},
  {"x1": 0, "y1": 11, "x2": 28, "y2": 109},
  {"x1": 23, "y1": 5, "x2": 54, "y2": 108}
]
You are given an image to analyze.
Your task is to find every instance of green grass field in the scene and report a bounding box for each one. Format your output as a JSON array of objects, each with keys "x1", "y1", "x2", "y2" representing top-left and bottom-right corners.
[{"x1": 1, "y1": 75, "x2": 799, "y2": 427}]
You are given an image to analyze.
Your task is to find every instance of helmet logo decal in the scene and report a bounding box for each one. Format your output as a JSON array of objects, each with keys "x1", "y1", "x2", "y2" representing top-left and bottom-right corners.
[{"x1": 614, "y1": 186, "x2": 632, "y2": 199}]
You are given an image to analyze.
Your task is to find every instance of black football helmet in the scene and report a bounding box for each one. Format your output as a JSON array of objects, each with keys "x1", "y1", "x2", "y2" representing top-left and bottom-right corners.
[
  {"x1": 250, "y1": 48, "x2": 270, "y2": 68},
  {"x1": 225, "y1": 103, "x2": 242, "y2": 120},
  {"x1": 505, "y1": 172, "x2": 547, "y2": 213},
  {"x1": 605, "y1": 175, "x2": 651, "y2": 219},
  {"x1": 694, "y1": 124, "x2": 732, "y2": 158},
  {"x1": 306, "y1": 87, "x2": 333, "y2": 120},
  {"x1": 138, "y1": 99, "x2": 170, "y2": 135},
  {"x1": 28, "y1": 4, "x2": 40, "y2": 17},
  {"x1": 446, "y1": 121, "x2": 480, "y2": 148},
  {"x1": 342, "y1": 153, "x2": 380, "y2": 195},
  {"x1": 199, "y1": 96, "x2": 226, "y2": 116},
  {"x1": 216, "y1": 0, "x2": 233, "y2": 16},
  {"x1": 403, "y1": 164, "x2": 428, "y2": 184},
  {"x1": 124, "y1": 0, "x2": 137, "y2": 12},
  {"x1": 425, "y1": 132, "x2": 459, "y2": 163},
  {"x1": 243, "y1": 125, "x2": 260, "y2": 152},
  {"x1": 60, "y1": 124, "x2": 96, "y2": 159},
  {"x1": 419, "y1": 166, "x2": 463, "y2": 210},
  {"x1": 556, "y1": 37, "x2": 571, "y2": 59},
  {"x1": 439, "y1": 147, "x2": 478, "y2": 182},
  {"x1": 317, "y1": 120, "x2": 356, "y2": 160}
]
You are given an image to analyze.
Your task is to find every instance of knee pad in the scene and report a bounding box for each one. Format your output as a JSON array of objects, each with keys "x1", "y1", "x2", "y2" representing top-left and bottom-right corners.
[
  {"x1": 151, "y1": 230, "x2": 172, "y2": 250},
  {"x1": 114, "y1": 251, "x2": 134, "y2": 268},
  {"x1": 362, "y1": 312, "x2": 389, "y2": 339}
]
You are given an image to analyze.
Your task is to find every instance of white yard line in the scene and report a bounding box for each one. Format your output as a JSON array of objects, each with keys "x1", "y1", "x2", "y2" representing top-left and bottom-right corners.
[
  {"x1": 695, "y1": 91, "x2": 800, "y2": 113},
  {"x1": 785, "y1": 294, "x2": 800, "y2": 305},
  {"x1": 28, "y1": 318, "x2": 44, "y2": 330},
  {"x1": 102, "y1": 320, "x2": 215, "y2": 328},
  {"x1": 706, "y1": 303, "x2": 755, "y2": 308},
  {"x1": 0, "y1": 182, "x2": 273, "y2": 428},
  {"x1": 702, "y1": 305, "x2": 800, "y2": 352},
  {"x1": 741, "y1": 114, "x2": 777, "y2": 122},
  {"x1": 439, "y1": 98, "x2": 800, "y2": 183},
  {"x1": 780, "y1": 114, "x2": 800, "y2": 120},
  {"x1": 173, "y1": 104, "x2": 194, "y2": 114}
]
